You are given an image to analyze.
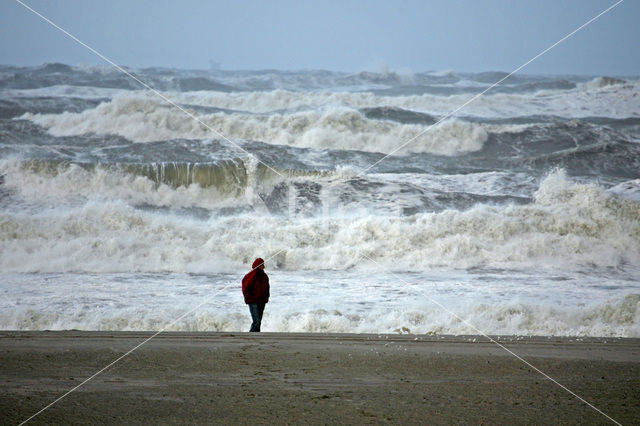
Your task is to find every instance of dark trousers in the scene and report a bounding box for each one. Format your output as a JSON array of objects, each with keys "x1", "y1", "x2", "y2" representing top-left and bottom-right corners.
[{"x1": 248, "y1": 302, "x2": 266, "y2": 332}]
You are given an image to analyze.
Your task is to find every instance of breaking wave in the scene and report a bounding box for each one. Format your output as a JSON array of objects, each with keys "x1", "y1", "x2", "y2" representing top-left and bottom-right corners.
[
  {"x1": 20, "y1": 96, "x2": 493, "y2": 155},
  {"x1": 2, "y1": 293, "x2": 637, "y2": 337},
  {"x1": 1, "y1": 169, "x2": 638, "y2": 273},
  {"x1": 0, "y1": 158, "x2": 266, "y2": 208},
  {"x1": 579, "y1": 76, "x2": 627, "y2": 90}
]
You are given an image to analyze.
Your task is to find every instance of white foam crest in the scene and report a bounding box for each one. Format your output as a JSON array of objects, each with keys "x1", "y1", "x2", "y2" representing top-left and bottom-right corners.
[
  {"x1": 609, "y1": 179, "x2": 640, "y2": 203},
  {"x1": 0, "y1": 308, "x2": 248, "y2": 332},
  {"x1": 174, "y1": 84, "x2": 640, "y2": 118},
  {"x1": 578, "y1": 76, "x2": 627, "y2": 91},
  {"x1": 0, "y1": 200, "x2": 237, "y2": 273},
  {"x1": 269, "y1": 295, "x2": 640, "y2": 337},
  {"x1": 21, "y1": 96, "x2": 489, "y2": 155},
  {"x1": 332, "y1": 165, "x2": 360, "y2": 179},
  {"x1": 2, "y1": 294, "x2": 637, "y2": 337},
  {"x1": 1, "y1": 170, "x2": 639, "y2": 273},
  {"x1": 8, "y1": 77, "x2": 639, "y2": 119}
]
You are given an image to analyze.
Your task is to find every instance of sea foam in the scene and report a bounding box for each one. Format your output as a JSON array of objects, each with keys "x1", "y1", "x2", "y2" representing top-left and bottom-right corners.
[{"x1": 1, "y1": 169, "x2": 638, "y2": 273}]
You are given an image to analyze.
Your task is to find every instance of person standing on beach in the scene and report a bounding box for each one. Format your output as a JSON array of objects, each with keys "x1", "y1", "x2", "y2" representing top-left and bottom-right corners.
[{"x1": 242, "y1": 258, "x2": 270, "y2": 332}]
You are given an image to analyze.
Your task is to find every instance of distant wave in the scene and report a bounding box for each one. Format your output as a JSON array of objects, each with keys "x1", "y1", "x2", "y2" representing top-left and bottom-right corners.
[
  {"x1": 20, "y1": 96, "x2": 493, "y2": 155},
  {"x1": 169, "y1": 83, "x2": 640, "y2": 118},
  {"x1": 2, "y1": 63, "x2": 633, "y2": 96},
  {"x1": 5, "y1": 72, "x2": 638, "y2": 120},
  {"x1": 579, "y1": 76, "x2": 627, "y2": 90}
]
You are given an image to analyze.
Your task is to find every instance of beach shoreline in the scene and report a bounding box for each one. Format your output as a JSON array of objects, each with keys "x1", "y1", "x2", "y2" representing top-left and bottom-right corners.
[{"x1": 2, "y1": 331, "x2": 638, "y2": 424}]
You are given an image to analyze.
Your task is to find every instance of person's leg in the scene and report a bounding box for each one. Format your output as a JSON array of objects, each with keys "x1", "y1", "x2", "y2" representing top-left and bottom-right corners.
[
  {"x1": 256, "y1": 303, "x2": 266, "y2": 332},
  {"x1": 248, "y1": 303, "x2": 260, "y2": 332}
]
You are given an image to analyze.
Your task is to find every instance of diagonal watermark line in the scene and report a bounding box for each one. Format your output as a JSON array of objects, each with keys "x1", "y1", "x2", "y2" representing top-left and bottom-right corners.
[
  {"x1": 359, "y1": 253, "x2": 622, "y2": 425},
  {"x1": 14, "y1": 0, "x2": 285, "y2": 178},
  {"x1": 19, "y1": 249, "x2": 287, "y2": 425},
  {"x1": 357, "y1": 0, "x2": 624, "y2": 176}
]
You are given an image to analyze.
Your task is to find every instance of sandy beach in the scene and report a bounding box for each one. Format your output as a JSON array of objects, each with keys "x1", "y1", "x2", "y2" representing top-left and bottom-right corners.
[{"x1": 1, "y1": 332, "x2": 638, "y2": 425}]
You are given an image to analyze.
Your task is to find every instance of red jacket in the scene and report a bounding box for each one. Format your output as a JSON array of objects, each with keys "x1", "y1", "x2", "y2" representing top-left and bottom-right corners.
[{"x1": 242, "y1": 258, "x2": 270, "y2": 304}]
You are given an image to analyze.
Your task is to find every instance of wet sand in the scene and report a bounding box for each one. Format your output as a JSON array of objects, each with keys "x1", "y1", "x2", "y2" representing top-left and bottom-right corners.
[{"x1": 1, "y1": 331, "x2": 638, "y2": 425}]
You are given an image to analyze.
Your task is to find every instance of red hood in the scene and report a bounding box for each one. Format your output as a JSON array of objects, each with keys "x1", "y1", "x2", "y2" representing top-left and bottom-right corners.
[{"x1": 242, "y1": 258, "x2": 269, "y2": 304}]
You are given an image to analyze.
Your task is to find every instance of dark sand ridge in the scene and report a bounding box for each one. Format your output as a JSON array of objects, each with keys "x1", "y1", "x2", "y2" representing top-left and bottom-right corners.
[{"x1": 1, "y1": 332, "x2": 638, "y2": 425}]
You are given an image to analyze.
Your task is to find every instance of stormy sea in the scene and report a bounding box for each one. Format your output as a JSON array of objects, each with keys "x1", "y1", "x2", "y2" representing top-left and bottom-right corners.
[{"x1": 1, "y1": 63, "x2": 638, "y2": 336}]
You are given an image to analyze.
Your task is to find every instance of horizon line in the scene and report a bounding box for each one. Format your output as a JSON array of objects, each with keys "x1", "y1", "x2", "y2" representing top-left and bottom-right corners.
[{"x1": 1, "y1": 61, "x2": 637, "y2": 79}]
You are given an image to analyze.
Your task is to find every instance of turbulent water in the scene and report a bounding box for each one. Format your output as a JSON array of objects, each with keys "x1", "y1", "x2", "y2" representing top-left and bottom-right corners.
[{"x1": 1, "y1": 63, "x2": 639, "y2": 336}]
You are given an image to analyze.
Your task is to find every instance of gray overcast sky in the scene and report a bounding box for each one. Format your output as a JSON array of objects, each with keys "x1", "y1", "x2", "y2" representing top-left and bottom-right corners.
[{"x1": 1, "y1": 0, "x2": 638, "y2": 75}]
